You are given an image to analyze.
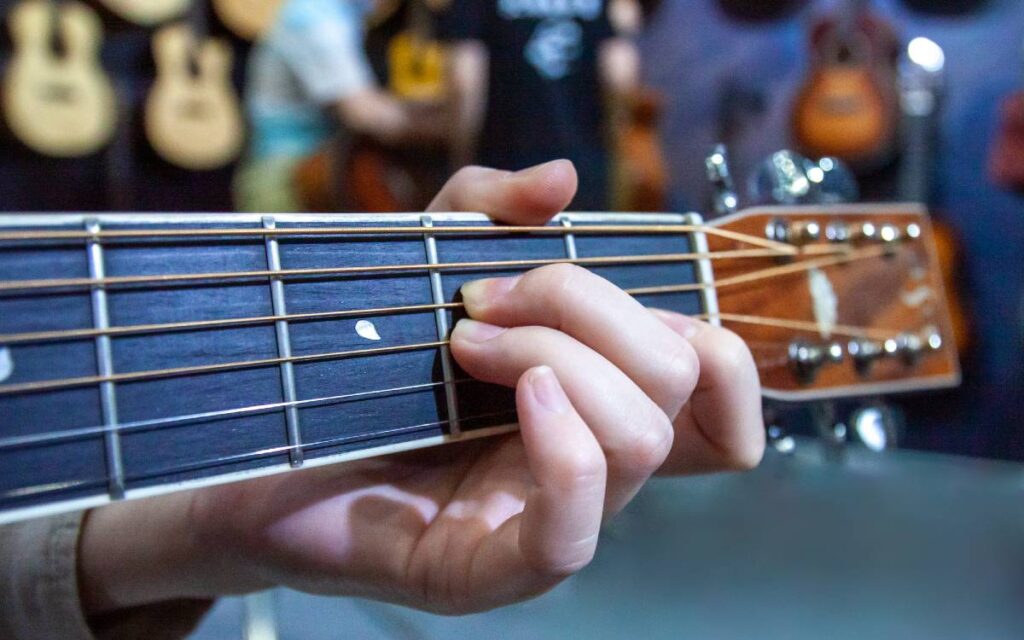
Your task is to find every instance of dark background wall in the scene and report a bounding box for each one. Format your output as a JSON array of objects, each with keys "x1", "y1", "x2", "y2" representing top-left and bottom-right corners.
[{"x1": 0, "y1": 0, "x2": 1020, "y2": 459}]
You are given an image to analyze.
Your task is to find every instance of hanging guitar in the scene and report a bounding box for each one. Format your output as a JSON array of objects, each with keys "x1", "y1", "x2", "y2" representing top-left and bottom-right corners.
[
  {"x1": 143, "y1": 4, "x2": 245, "y2": 171},
  {"x1": 211, "y1": 0, "x2": 284, "y2": 41},
  {"x1": 611, "y1": 87, "x2": 668, "y2": 212},
  {"x1": 2, "y1": 0, "x2": 117, "y2": 158},
  {"x1": 792, "y1": 0, "x2": 901, "y2": 172},
  {"x1": 95, "y1": 0, "x2": 189, "y2": 27},
  {"x1": 988, "y1": 37, "x2": 1024, "y2": 191},
  {"x1": 898, "y1": 37, "x2": 971, "y2": 353}
]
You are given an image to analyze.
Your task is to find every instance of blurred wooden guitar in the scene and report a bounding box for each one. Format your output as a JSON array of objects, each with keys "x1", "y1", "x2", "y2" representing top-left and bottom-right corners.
[
  {"x1": 212, "y1": 0, "x2": 284, "y2": 40},
  {"x1": 144, "y1": 6, "x2": 245, "y2": 171},
  {"x1": 96, "y1": 0, "x2": 189, "y2": 26},
  {"x1": 2, "y1": 0, "x2": 116, "y2": 157},
  {"x1": 792, "y1": 0, "x2": 900, "y2": 171}
]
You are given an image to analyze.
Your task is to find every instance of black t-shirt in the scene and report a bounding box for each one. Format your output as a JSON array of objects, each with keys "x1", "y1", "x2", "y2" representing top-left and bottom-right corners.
[{"x1": 437, "y1": 0, "x2": 615, "y2": 209}]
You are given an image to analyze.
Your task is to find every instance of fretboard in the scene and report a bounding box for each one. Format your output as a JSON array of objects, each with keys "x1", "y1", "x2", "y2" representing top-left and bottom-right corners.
[{"x1": 0, "y1": 211, "x2": 712, "y2": 524}]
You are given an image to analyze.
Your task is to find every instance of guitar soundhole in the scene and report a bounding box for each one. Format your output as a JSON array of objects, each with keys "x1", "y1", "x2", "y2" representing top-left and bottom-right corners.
[
  {"x1": 179, "y1": 100, "x2": 210, "y2": 120},
  {"x1": 39, "y1": 83, "x2": 76, "y2": 104}
]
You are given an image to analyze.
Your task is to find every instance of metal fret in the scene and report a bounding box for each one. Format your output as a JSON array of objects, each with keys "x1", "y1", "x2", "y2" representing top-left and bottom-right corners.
[
  {"x1": 85, "y1": 219, "x2": 126, "y2": 499},
  {"x1": 560, "y1": 217, "x2": 578, "y2": 260},
  {"x1": 691, "y1": 220, "x2": 721, "y2": 327},
  {"x1": 421, "y1": 216, "x2": 461, "y2": 437},
  {"x1": 263, "y1": 217, "x2": 304, "y2": 468}
]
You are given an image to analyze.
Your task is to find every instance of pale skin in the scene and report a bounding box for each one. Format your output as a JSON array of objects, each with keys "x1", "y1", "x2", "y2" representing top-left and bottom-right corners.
[{"x1": 78, "y1": 160, "x2": 765, "y2": 619}]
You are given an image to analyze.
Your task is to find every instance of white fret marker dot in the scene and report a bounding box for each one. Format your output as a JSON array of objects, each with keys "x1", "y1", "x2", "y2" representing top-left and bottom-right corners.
[
  {"x1": 0, "y1": 347, "x2": 12, "y2": 383},
  {"x1": 356, "y1": 320, "x2": 382, "y2": 341}
]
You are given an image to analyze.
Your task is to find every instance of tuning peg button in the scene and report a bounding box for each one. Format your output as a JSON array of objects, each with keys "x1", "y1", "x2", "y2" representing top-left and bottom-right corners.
[
  {"x1": 848, "y1": 338, "x2": 884, "y2": 376},
  {"x1": 789, "y1": 339, "x2": 844, "y2": 383}
]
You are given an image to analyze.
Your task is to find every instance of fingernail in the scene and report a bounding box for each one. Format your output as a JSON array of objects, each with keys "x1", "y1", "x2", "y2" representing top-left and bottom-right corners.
[
  {"x1": 452, "y1": 319, "x2": 506, "y2": 344},
  {"x1": 461, "y1": 276, "x2": 520, "y2": 311},
  {"x1": 528, "y1": 366, "x2": 570, "y2": 414}
]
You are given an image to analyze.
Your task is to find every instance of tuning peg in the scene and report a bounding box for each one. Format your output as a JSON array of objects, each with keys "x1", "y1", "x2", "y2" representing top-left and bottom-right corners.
[
  {"x1": 789, "y1": 339, "x2": 844, "y2": 383},
  {"x1": 748, "y1": 150, "x2": 814, "y2": 205},
  {"x1": 766, "y1": 424, "x2": 796, "y2": 455},
  {"x1": 848, "y1": 338, "x2": 885, "y2": 375},
  {"x1": 705, "y1": 144, "x2": 739, "y2": 217}
]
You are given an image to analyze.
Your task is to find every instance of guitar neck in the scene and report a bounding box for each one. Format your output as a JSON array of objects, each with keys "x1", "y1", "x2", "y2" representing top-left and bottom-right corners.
[{"x1": 0, "y1": 211, "x2": 713, "y2": 524}]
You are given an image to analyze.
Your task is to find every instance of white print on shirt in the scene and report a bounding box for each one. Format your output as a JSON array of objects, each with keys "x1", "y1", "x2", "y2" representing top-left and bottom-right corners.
[
  {"x1": 525, "y1": 18, "x2": 583, "y2": 80},
  {"x1": 499, "y1": 0, "x2": 602, "y2": 20},
  {"x1": 0, "y1": 347, "x2": 12, "y2": 383}
]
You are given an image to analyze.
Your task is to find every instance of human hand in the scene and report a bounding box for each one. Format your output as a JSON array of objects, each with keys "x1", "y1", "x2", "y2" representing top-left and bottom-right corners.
[{"x1": 78, "y1": 160, "x2": 764, "y2": 617}]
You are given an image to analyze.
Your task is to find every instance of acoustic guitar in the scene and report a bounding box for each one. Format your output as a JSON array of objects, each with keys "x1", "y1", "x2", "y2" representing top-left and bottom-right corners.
[
  {"x1": 0, "y1": 201, "x2": 959, "y2": 524},
  {"x1": 96, "y1": 0, "x2": 189, "y2": 26},
  {"x1": 792, "y1": 0, "x2": 900, "y2": 171},
  {"x1": 211, "y1": 0, "x2": 284, "y2": 41},
  {"x1": 144, "y1": 10, "x2": 245, "y2": 171},
  {"x1": 898, "y1": 38, "x2": 971, "y2": 353},
  {"x1": 2, "y1": 0, "x2": 116, "y2": 158}
]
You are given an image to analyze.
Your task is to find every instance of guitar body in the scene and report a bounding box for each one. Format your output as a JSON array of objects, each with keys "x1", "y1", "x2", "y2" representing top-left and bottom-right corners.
[
  {"x1": 792, "y1": 7, "x2": 900, "y2": 170},
  {"x1": 988, "y1": 92, "x2": 1024, "y2": 190},
  {"x1": 612, "y1": 88, "x2": 668, "y2": 212},
  {"x1": 212, "y1": 0, "x2": 284, "y2": 40},
  {"x1": 97, "y1": 0, "x2": 189, "y2": 26},
  {"x1": 793, "y1": 66, "x2": 895, "y2": 160},
  {"x1": 144, "y1": 24, "x2": 245, "y2": 171},
  {"x1": 2, "y1": 0, "x2": 116, "y2": 158}
]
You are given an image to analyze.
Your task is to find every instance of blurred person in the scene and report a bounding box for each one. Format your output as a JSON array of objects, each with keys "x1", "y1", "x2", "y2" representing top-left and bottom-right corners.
[
  {"x1": 234, "y1": 0, "x2": 446, "y2": 213},
  {"x1": 439, "y1": 0, "x2": 643, "y2": 210},
  {"x1": 0, "y1": 160, "x2": 765, "y2": 640}
]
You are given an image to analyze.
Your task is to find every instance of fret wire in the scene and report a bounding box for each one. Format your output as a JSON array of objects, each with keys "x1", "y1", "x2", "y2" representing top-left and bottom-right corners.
[
  {"x1": 85, "y1": 219, "x2": 126, "y2": 500},
  {"x1": 0, "y1": 248, "x2": 796, "y2": 294},
  {"x1": 560, "y1": 217, "x2": 578, "y2": 260},
  {"x1": 0, "y1": 378, "x2": 474, "y2": 451},
  {"x1": 0, "y1": 340, "x2": 449, "y2": 396},
  {"x1": 0, "y1": 223, "x2": 798, "y2": 253},
  {"x1": 422, "y1": 216, "x2": 461, "y2": 438},
  {"x1": 263, "y1": 217, "x2": 303, "y2": 468}
]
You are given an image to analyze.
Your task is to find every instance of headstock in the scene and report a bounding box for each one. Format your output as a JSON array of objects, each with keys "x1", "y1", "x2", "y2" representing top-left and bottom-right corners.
[{"x1": 706, "y1": 203, "x2": 960, "y2": 401}]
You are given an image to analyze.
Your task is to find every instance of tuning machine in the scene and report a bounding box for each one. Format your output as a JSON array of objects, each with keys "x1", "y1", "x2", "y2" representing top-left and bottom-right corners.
[
  {"x1": 789, "y1": 339, "x2": 844, "y2": 384},
  {"x1": 848, "y1": 327, "x2": 943, "y2": 376},
  {"x1": 705, "y1": 144, "x2": 739, "y2": 217}
]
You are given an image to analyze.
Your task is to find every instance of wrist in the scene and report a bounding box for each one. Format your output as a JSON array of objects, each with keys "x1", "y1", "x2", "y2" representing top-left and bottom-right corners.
[{"x1": 77, "y1": 491, "x2": 256, "y2": 615}]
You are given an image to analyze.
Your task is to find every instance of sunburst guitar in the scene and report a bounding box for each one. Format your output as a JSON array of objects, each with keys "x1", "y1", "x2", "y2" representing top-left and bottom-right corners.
[
  {"x1": 2, "y1": 0, "x2": 117, "y2": 158},
  {"x1": 144, "y1": 23, "x2": 245, "y2": 171},
  {"x1": 212, "y1": 0, "x2": 284, "y2": 40},
  {"x1": 97, "y1": 0, "x2": 190, "y2": 26}
]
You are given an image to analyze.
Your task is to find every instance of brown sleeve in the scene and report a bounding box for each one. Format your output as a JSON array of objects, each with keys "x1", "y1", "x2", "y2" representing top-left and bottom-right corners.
[{"x1": 0, "y1": 511, "x2": 214, "y2": 640}]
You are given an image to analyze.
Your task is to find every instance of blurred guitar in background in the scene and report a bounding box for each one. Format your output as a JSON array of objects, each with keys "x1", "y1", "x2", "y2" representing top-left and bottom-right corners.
[
  {"x1": 295, "y1": 0, "x2": 448, "y2": 213},
  {"x1": 2, "y1": 0, "x2": 117, "y2": 158},
  {"x1": 143, "y1": 3, "x2": 245, "y2": 171},
  {"x1": 96, "y1": 0, "x2": 189, "y2": 27},
  {"x1": 898, "y1": 37, "x2": 971, "y2": 354},
  {"x1": 792, "y1": 0, "x2": 900, "y2": 172},
  {"x1": 212, "y1": 0, "x2": 284, "y2": 41}
]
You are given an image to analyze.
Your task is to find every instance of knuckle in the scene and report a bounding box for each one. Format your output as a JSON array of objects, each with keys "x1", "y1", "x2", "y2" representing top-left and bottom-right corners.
[
  {"x1": 623, "y1": 407, "x2": 674, "y2": 472},
  {"x1": 716, "y1": 329, "x2": 758, "y2": 383},
  {"x1": 658, "y1": 339, "x2": 700, "y2": 403},
  {"x1": 528, "y1": 263, "x2": 588, "y2": 306},
  {"x1": 548, "y1": 447, "x2": 606, "y2": 494}
]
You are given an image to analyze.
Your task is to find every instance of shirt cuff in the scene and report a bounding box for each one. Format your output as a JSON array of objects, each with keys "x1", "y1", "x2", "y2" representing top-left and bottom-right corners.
[{"x1": 0, "y1": 511, "x2": 213, "y2": 640}]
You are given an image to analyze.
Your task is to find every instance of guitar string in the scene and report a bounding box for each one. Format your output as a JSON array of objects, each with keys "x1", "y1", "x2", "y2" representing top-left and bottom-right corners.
[
  {"x1": 3, "y1": 408, "x2": 521, "y2": 502},
  {"x1": 0, "y1": 377, "x2": 477, "y2": 451},
  {"x1": 0, "y1": 247, "x2": 797, "y2": 294},
  {"x1": 0, "y1": 243, "x2": 886, "y2": 346},
  {"x1": 0, "y1": 245, "x2": 903, "y2": 395},
  {"x1": 0, "y1": 312, "x2": 902, "y2": 397},
  {"x1": 0, "y1": 223, "x2": 797, "y2": 254}
]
